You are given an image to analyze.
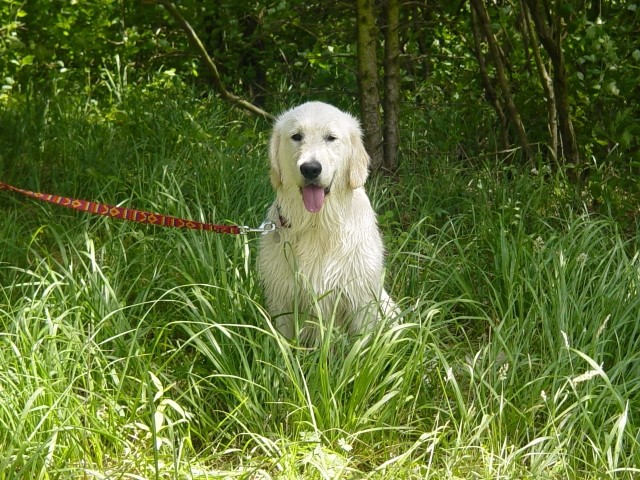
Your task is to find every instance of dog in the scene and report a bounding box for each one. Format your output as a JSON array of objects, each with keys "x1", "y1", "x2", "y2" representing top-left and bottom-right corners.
[{"x1": 258, "y1": 102, "x2": 396, "y2": 341}]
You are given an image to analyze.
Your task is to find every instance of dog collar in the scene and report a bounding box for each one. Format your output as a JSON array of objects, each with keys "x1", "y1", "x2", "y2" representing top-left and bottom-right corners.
[{"x1": 276, "y1": 205, "x2": 290, "y2": 228}]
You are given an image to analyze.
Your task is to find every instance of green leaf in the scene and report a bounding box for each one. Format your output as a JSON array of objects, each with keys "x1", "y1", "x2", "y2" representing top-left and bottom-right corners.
[{"x1": 20, "y1": 55, "x2": 35, "y2": 66}]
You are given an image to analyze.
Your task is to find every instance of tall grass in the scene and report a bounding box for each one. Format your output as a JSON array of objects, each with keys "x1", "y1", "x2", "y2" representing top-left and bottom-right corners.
[{"x1": 0, "y1": 87, "x2": 639, "y2": 478}]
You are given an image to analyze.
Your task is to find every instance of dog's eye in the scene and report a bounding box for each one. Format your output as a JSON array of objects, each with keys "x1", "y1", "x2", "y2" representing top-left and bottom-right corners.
[
  {"x1": 291, "y1": 133, "x2": 303, "y2": 142},
  {"x1": 325, "y1": 134, "x2": 337, "y2": 142}
]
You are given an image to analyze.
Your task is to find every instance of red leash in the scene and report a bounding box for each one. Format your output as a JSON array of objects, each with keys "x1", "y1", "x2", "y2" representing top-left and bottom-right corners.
[{"x1": 0, "y1": 181, "x2": 274, "y2": 235}]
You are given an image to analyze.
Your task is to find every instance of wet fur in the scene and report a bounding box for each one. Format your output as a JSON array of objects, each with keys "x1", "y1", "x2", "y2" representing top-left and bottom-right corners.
[{"x1": 258, "y1": 102, "x2": 396, "y2": 341}]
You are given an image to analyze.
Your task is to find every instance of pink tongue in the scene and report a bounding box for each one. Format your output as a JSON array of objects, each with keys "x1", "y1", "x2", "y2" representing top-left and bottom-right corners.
[{"x1": 301, "y1": 185, "x2": 325, "y2": 212}]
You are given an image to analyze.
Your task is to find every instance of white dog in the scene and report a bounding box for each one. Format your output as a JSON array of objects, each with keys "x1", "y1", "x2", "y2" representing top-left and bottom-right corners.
[{"x1": 258, "y1": 102, "x2": 396, "y2": 341}]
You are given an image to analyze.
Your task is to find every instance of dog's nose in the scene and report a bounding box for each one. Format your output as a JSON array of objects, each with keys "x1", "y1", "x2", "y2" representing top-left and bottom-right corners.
[{"x1": 300, "y1": 160, "x2": 322, "y2": 180}]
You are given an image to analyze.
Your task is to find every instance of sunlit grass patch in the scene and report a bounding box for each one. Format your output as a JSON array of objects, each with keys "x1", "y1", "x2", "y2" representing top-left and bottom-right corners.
[{"x1": 1, "y1": 92, "x2": 639, "y2": 478}]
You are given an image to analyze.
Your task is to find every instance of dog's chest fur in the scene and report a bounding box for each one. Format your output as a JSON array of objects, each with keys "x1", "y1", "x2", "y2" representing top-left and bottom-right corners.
[{"x1": 258, "y1": 189, "x2": 384, "y2": 311}]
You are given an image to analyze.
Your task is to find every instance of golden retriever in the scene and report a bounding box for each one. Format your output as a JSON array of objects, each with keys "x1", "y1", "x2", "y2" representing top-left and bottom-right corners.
[{"x1": 258, "y1": 102, "x2": 396, "y2": 341}]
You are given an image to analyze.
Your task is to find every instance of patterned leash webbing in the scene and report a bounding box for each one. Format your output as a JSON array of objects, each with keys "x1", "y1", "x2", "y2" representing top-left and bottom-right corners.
[{"x1": 0, "y1": 181, "x2": 242, "y2": 235}]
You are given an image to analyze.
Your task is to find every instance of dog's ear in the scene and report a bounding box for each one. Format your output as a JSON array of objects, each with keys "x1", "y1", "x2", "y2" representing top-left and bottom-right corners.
[
  {"x1": 269, "y1": 128, "x2": 282, "y2": 189},
  {"x1": 349, "y1": 130, "x2": 370, "y2": 189}
]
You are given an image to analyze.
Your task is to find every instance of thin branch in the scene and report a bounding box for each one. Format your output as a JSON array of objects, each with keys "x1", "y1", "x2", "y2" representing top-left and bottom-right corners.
[{"x1": 148, "y1": 0, "x2": 274, "y2": 121}]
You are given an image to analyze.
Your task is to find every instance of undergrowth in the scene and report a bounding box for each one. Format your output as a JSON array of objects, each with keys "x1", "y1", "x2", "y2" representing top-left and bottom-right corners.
[{"x1": 0, "y1": 87, "x2": 638, "y2": 479}]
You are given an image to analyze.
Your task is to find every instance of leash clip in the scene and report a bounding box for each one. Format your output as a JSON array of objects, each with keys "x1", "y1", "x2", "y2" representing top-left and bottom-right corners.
[{"x1": 239, "y1": 220, "x2": 276, "y2": 235}]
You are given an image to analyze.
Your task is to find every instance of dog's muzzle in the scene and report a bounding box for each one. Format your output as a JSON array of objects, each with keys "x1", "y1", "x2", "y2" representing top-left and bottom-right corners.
[{"x1": 299, "y1": 160, "x2": 331, "y2": 213}]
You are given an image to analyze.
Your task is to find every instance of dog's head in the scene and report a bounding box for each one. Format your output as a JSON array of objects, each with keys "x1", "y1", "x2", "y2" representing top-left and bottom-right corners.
[{"x1": 269, "y1": 102, "x2": 370, "y2": 213}]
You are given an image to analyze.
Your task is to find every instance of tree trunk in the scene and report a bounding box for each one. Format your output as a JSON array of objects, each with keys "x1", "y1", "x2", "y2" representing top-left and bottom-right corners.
[
  {"x1": 525, "y1": 0, "x2": 581, "y2": 176},
  {"x1": 382, "y1": 0, "x2": 400, "y2": 172},
  {"x1": 470, "y1": 0, "x2": 533, "y2": 162},
  {"x1": 470, "y1": 6, "x2": 510, "y2": 151},
  {"x1": 356, "y1": 0, "x2": 383, "y2": 170},
  {"x1": 521, "y1": 0, "x2": 558, "y2": 164}
]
